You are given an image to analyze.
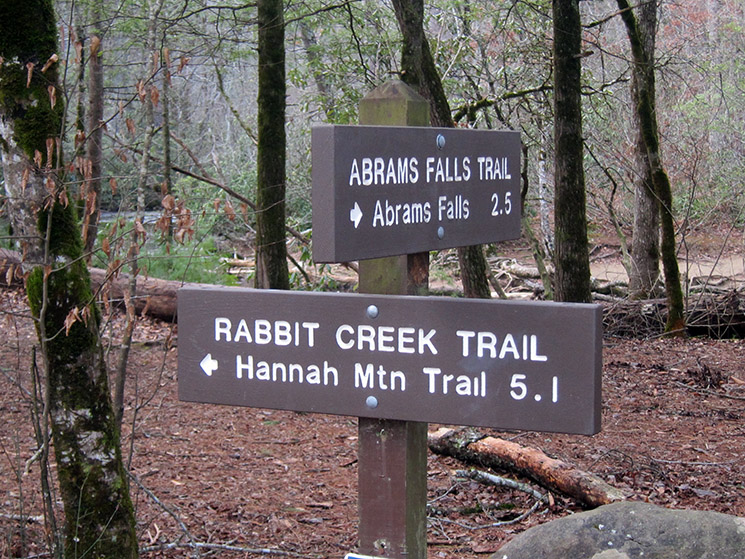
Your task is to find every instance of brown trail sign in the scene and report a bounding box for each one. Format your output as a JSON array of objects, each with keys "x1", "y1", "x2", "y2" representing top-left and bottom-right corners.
[
  {"x1": 312, "y1": 125, "x2": 522, "y2": 262},
  {"x1": 178, "y1": 287, "x2": 602, "y2": 435}
]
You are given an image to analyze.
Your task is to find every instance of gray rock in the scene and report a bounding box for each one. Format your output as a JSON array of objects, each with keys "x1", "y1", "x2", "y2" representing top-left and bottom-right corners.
[{"x1": 493, "y1": 501, "x2": 745, "y2": 559}]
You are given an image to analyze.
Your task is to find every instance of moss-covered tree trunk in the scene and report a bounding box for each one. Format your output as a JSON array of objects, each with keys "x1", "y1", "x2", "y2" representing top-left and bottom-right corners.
[
  {"x1": 0, "y1": 2, "x2": 139, "y2": 557},
  {"x1": 391, "y1": 0, "x2": 491, "y2": 299},
  {"x1": 255, "y1": 0, "x2": 290, "y2": 289},
  {"x1": 617, "y1": 0, "x2": 685, "y2": 334},
  {"x1": 552, "y1": 0, "x2": 593, "y2": 303}
]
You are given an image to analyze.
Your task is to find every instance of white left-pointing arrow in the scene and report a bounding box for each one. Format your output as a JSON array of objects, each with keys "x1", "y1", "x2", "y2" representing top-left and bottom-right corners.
[
  {"x1": 200, "y1": 353, "x2": 219, "y2": 376},
  {"x1": 350, "y1": 202, "x2": 363, "y2": 229}
]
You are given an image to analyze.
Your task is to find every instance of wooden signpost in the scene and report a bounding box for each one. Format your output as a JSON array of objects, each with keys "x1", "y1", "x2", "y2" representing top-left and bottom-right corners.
[{"x1": 177, "y1": 79, "x2": 603, "y2": 559}]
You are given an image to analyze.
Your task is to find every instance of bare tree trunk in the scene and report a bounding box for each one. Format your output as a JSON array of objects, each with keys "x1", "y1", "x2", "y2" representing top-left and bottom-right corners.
[
  {"x1": 552, "y1": 0, "x2": 592, "y2": 303},
  {"x1": 628, "y1": 0, "x2": 660, "y2": 299},
  {"x1": 255, "y1": 0, "x2": 290, "y2": 289},
  {"x1": 84, "y1": 0, "x2": 104, "y2": 258},
  {"x1": 161, "y1": 45, "x2": 173, "y2": 239},
  {"x1": 617, "y1": 0, "x2": 685, "y2": 334},
  {"x1": 391, "y1": 0, "x2": 491, "y2": 299},
  {"x1": 0, "y1": 3, "x2": 138, "y2": 557},
  {"x1": 299, "y1": 20, "x2": 336, "y2": 122}
]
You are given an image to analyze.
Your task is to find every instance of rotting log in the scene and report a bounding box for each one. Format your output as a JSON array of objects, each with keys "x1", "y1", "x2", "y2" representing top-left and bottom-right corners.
[
  {"x1": 428, "y1": 428, "x2": 625, "y2": 509},
  {"x1": 1, "y1": 248, "x2": 193, "y2": 322}
]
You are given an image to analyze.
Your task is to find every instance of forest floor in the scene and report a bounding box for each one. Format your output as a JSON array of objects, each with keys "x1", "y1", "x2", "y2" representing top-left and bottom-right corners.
[{"x1": 1, "y1": 229, "x2": 744, "y2": 559}]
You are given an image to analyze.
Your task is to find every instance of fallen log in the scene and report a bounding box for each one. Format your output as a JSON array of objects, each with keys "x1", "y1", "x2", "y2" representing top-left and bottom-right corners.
[
  {"x1": 428, "y1": 427, "x2": 625, "y2": 509},
  {"x1": 89, "y1": 267, "x2": 183, "y2": 322},
  {"x1": 1, "y1": 248, "x2": 187, "y2": 322}
]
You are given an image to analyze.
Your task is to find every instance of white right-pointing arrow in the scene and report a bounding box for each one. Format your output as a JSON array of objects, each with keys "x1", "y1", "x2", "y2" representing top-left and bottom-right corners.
[
  {"x1": 200, "y1": 353, "x2": 219, "y2": 376},
  {"x1": 350, "y1": 202, "x2": 363, "y2": 229}
]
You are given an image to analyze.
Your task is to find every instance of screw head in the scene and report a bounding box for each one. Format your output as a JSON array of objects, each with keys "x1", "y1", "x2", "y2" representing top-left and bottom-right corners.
[
  {"x1": 366, "y1": 305, "x2": 379, "y2": 319},
  {"x1": 437, "y1": 226, "x2": 445, "y2": 239},
  {"x1": 366, "y1": 396, "x2": 379, "y2": 409},
  {"x1": 436, "y1": 134, "x2": 446, "y2": 150}
]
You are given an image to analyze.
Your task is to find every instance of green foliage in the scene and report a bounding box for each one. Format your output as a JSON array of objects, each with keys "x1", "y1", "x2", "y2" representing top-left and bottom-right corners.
[{"x1": 140, "y1": 237, "x2": 239, "y2": 285}]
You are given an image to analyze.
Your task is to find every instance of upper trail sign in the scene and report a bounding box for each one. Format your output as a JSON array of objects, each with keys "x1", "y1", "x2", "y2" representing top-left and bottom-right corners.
[
  {"x1": 312, "y1": 125, "x2": 522, "y2": 263},
  {"x1": 178, "y1": 286, "x2": 602, "y2": 435}
]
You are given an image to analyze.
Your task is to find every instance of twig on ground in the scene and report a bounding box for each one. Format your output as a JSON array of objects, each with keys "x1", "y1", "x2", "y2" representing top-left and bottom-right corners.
[
  {"x1": 140, "y1": 541, "x2": 323, "y2": 557},
  {"x1": 430, "y1": 498, "x2": 546, "y2": 531},
  {"x1": 127, "y1": 471, "x2": 201, "y2": 557},
  {"x1": 674, "y1": 381, "x2": 745, "y2": 401},
  {"x1": 649, "y1": 457, "x2": 738, "y2": 467},
  {"x1": 455, "y1": 469, "x2": 549, "y2": 503}
]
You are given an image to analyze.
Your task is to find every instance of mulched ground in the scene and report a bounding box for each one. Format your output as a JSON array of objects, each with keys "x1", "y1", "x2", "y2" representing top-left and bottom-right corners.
[{"x1": 1, "y1": 286, "x2": 744, "y2": 559}]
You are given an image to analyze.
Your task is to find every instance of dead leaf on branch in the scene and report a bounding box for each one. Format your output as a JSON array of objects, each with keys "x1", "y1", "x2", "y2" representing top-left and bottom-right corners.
[
  {"x1": 177, "y1": 56, "x2": 189, "y2": 73},
  {"x1": 134, "y1": 219, "x2": 147, "y2": 243},
  {"x1": 85, "y1": 189, "x2": 97, "y2": 215},
  {"x1": 74, "y1": 129, "x2": 86, "y2": 149},
  {"x1": 64, "y1": 307, "x2": 81, "y2": 335},
  {"x1": 41, "y1": 54, "x2": 58, "y2": 73},
  {"x1": 5, "y1": 264, "x2": 17, "y2": 286},
  {"x1": 136, "y1": 79, "x2": 146, "y2": 102},
  {"x1": 47, "y1": 85, "x2": 57, "y2": 109},
  {"x1": 113, "y1": 149, "x2": 128, "y2": 163},
  {"x1": 58, "y1": 188, "x2": 69, "y2": 208},
  {"x1": 161, "y1": 194, "x2": 176, "y2": 211},
  {"x1": 74, "y1": 40, "x2": 83, "y2": 63},
  {"x1": 109, "y1": 177, "x2": 119, "y2": 194},
  {"x1": 26, "y1": 62, "x2": 34, "y2": 87},
  {"x1": 224, "y1": 200, "x2": 236, "y2": 221},
  {"x1": 46, "y1": 138, "x2": 54, "y2": 168},
  {"x1": 126, "y1": 118, "x2": 136, "y2": 136},
  {"x1": 90, "y1": 36, "x2": 101, "y2": 57}
]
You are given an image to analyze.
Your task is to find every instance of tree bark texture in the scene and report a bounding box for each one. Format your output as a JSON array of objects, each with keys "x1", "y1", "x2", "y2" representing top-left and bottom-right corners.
[
  {"x1": 0, "y1": 2, "x2": 139, "y2": 556},
  {"x1": 391, "y1": 0, "x2": 491, "y2": 299},
  {"x1": 628, "y1": 0, "x2": 660, "y2": 299},
  {"x1": 84, "y1": 0, "x2": 104, "y2": 258},
  {"x1": 552, "y1": 0, "x2": 593, "y2": 303},
  {"x1": 428, "y1": 428, "x2": 625, "y2": 509},
  {"x1": 617, "y1": 0, "x2": 685, "y2": 333},
  {"x1": 255, "y1": 0, "x2": 289, "y2": 289}
]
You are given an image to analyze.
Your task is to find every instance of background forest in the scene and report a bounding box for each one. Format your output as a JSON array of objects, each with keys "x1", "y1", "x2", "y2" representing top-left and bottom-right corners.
[{"x1": 3, "y1": 0, "x2": 742, "y2": 290}]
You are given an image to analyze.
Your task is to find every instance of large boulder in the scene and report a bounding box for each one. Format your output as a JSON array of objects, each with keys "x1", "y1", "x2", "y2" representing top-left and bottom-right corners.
[{"x1": 493, "y1": 501, "x2": 745, "y2": 559}]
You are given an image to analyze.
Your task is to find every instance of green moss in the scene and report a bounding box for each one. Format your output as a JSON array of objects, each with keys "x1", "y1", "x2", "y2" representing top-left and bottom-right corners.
[
  {"x1": 38, "y1": 202, "x2": 84, "y2": 260},
  {"x1": 0, "y1": 0, "x2": 58, "y2": 62},
  {"x1": 0, "y1": 63, "x2": 63, "y2": 162}
]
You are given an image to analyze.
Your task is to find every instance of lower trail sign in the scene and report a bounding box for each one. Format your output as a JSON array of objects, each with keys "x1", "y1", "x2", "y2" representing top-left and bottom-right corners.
[{"x1": 178, "y1": 286, "x2": 602, "y2": 435}]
